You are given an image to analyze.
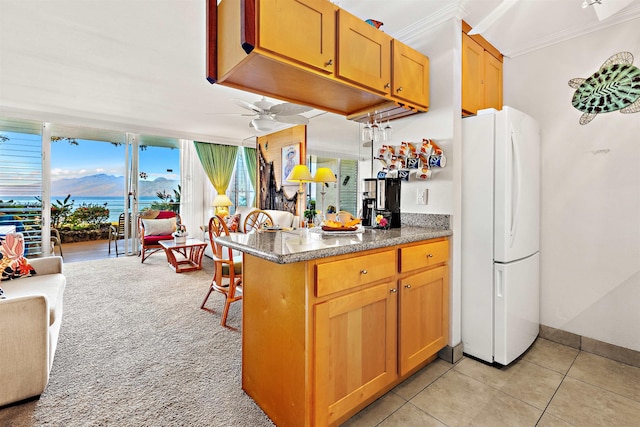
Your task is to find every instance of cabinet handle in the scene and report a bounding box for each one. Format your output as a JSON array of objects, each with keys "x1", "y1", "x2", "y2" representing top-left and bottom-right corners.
[
  {"x1": 384, "y1": 83, "x2": 390, "y2": 89},
  {"x1": 325, "y1": 59, "x2": 333, "y2": 67},
  {"x1": 360, "y1": 269, "x2": 368, "y2": 275},
  {"x1": 404, "y1": 284, "x2": 411, "y2": 289},
  {"x1": 390, "y1": 288, "x2": 397, "y2": 293},
  {"x1": 396, "y1": 86, "x2": 403, "y2": 93},
  {"x1": 426, "y1": 253, "x2": 433, "y2": 258}
]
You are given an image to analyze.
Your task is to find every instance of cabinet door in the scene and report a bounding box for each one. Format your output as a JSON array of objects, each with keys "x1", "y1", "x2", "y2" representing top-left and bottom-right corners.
[
  {"x1": 336, "y1": 9, "x2": 391, "y2": 94},
  {"x1": 392, "y1": 40, "x2": 429, "y2": 108},
  {"x1": 462, "y1": 33, "x2": 484, "y2": 115},
  {"x1": 484, "y1": 51, "x2": 503, "y2": 111},
  {"x1": 399, "y1": 265, "x2": 449, "y2": 376},
  {"x1": 315, "y1": 282, "x2": 398, "y2": 426},
  {"x1": 258, "y1": 0, "x2": 336, "y2": 74}
]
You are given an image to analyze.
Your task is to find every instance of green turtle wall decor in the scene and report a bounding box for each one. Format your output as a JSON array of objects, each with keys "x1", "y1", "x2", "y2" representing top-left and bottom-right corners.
[{"x1": 568, "y1": 51, "x2": 640, "y2": 125}]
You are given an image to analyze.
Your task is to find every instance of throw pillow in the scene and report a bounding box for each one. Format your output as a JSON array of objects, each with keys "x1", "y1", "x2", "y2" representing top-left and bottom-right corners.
[
  {"x1": 0, "y1": 233, "x2": 36, "y2": 281},
  {"x1": 142, "y1": 217, "x2": 177, "y2": 236},
  {"x1": 225, "y1": 214, "x2": 241, "y2": 233}
]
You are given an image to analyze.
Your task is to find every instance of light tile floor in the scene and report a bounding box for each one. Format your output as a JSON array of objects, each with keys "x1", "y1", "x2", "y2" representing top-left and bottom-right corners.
[{"x1": 341, "y1": 338, "x2": 640, "y2": 427}]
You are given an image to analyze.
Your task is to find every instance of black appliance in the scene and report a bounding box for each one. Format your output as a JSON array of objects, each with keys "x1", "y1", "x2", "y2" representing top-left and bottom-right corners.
[
  {"x1": 377, "y1": 177, "x2": 401, "y2": 228},
  {"x1": 362, "y1": 178, "x2": 377, "y2": 227}
]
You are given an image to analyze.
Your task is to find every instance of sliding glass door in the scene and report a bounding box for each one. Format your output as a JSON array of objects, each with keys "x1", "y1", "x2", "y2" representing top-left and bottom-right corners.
[{"x1": 1, "y1": 117, "x2": 180, "y2": 258}]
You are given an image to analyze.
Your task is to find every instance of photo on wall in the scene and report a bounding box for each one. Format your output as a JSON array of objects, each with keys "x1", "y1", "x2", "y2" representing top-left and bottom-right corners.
[{"x1": 282, "y1": 143, "x2": 301, "y2": 184}]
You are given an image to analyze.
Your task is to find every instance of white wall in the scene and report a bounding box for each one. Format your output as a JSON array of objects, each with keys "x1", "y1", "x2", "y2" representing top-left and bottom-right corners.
[
  {"x1": 358, "y1": 20, "x2": 458, "y2": 216},
  {"x1": 356, "y1": 19, "x2": 463, "y2": 348},
  {"x1": 504, "y1": 18, "x2": 640, "y2": 351}
]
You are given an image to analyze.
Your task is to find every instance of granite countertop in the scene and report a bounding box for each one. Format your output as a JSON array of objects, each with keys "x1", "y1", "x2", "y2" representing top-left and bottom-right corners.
[{"x1": 216, "y1": 226, "x2": 452, "y2": 264}]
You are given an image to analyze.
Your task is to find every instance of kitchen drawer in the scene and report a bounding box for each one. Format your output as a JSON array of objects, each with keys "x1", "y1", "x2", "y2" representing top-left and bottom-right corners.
[
  {"x1": 399, "y1": 239, "x2": 449, "y2": 273},
  {"x1": 316, "y1": 250, "x2": 395, "y2": 297}
]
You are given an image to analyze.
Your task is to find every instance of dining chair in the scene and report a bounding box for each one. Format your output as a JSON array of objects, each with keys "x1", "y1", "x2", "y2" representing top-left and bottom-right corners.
[
  {"x1": 243, "y1": 209, "x2": 273, "y2": 233},
  {"x1": 108, "y1": 213, "x2": 132, "y2": 257},
  {"x1": 201, "y1": 215, "x2": 243, "y2": 327}
]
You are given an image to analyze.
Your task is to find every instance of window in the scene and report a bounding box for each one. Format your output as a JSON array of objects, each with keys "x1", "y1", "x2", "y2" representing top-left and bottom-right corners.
[
  {"x1": 308, "y1": 156, "x2": 358, "y2": 217},
  {"x1": 0, "y1": 121, "x2": 43, "y2": 255},
  {"x1": 227, "y1": 148, "x2": 255, "y2": 212}
]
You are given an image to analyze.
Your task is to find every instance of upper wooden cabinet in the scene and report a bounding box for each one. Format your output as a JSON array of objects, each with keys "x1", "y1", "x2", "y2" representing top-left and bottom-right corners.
[
  {"x1": 462, "y1": 23, "x2": 503, "y2": 116},
  {"x1": 483, "y1": 51, "x2": 503, "y2": 111},
  {"x1": 212, "y1": 0, "x2": 430, "y2": 121},
  {"x1": 392, "y1": 40, "x2": 430, "y2": 108},
  {"x1": 462, "y1": 33, "x2": 485, "y2": 115},
  {"x1": 259, "y1": 0, "x2": 336, "y2": 74},
  {"x1": 336, "y1": 9, "x2": 391, "y2": 95}
]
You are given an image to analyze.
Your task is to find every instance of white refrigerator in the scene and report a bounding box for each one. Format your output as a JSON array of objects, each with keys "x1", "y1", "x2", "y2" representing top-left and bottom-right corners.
[{"x1": 461, "y1": 107, "x2": 540, "y2": 365}]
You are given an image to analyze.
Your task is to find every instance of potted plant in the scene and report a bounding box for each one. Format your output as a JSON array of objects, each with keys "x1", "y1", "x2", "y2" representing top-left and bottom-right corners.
[{"x1": 173, "y1": 224, "x2": 188, "y2": 244}]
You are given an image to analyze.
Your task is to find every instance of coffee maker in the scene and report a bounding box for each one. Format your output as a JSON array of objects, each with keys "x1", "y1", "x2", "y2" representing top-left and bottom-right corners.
[
  {"x1": 362, "y1": 178, "x2": 377, "y2": 227},
  {"x1": 362, "y1": 177, "x2": 401, "y2": 228},
  {"x1": 377, "y1": 177, "x2": 401, "y2": 228}
]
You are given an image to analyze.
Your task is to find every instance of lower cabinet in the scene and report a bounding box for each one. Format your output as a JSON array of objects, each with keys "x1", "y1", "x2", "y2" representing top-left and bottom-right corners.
[
  {"x1": 314, "y1": 281, "x2": 398, "y2": 426},
  {"x1": 242, "y1": 238, "x2": 449, "y2": 427},
  {"x1": 399, "y1": 265, "x2": 449, "y2": 375}
]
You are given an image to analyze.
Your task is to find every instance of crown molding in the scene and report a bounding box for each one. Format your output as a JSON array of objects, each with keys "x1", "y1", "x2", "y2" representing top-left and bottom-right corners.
[
  {"x1": 502, "y1": 5, "x2": 640, "y2": 58},
  {"x1": 390, "y1": 1, "x2": 640, "y2": 58},
  {"x1": 392, "y1": 3, "x2": 468, "y2": 46}
]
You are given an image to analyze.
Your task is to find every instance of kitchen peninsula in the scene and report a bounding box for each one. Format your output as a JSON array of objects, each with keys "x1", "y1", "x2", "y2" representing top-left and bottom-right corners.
[{"x1": 218, "y1": 226, "x2": 452, "y2": 426}]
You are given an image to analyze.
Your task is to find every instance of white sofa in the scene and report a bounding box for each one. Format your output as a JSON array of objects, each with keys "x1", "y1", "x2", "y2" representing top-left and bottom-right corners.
[{"x1": 0, "y1": 256, "x2": 66, "y2": 407}]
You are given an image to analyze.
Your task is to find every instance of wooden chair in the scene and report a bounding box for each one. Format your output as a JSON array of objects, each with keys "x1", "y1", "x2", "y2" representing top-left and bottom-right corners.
[
  {"x1": 201, "y1": 215, "x2": 243, "y2": 327},
  {"x1": 243, "y1": 209, "x2": 273, "y2": 233},
  {"x1": 108, "y1": 213, "x2": 132, "y2": 257},
  {"x1": 138, "y1": 211, "x2": 180, "y2": 263}
]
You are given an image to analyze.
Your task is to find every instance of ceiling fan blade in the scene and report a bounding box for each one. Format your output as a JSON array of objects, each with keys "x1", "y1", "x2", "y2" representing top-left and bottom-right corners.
[
  {"x1": 205, "y1": 112, "x2": 255, "y2": 116},
  {"x1": 274, "y1": 114, "x2": 309, "y2": 125},
  {"x1": 269, "y1": 103, "x2": 313, "y2": 116},
  {"x1": 233, "y1": 98, "x2": 262, "y2": 114}
]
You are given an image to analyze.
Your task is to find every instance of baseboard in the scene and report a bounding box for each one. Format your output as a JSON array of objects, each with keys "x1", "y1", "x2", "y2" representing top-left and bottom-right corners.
[
  {"x1": 438, "y1": 342, "x2": 464, "y2": 364},
  {"x1": 540, "y1": 324, "x2": 640, "y2": 368}
]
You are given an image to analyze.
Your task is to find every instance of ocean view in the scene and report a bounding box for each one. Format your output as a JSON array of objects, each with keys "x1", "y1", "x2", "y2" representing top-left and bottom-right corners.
[{"x1": 4, "y1": 196, "x2": 160, "y2": 223}]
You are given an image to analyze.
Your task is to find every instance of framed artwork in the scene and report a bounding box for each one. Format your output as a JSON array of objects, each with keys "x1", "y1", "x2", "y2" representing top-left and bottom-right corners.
[{"x1": 282, "y1": 142, "x2": 301, "y2": 184}]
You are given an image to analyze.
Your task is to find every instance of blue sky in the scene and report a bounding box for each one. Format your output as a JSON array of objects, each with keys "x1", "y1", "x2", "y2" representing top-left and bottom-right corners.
[{"x1": 52, "y1": 139, "x2": 180, "y2": 182}]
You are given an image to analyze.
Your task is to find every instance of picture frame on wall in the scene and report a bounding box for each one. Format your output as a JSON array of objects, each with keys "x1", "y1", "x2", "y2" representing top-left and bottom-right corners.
[{"x1": 282, "y1": 142, "x2": 301, "y2": 184}]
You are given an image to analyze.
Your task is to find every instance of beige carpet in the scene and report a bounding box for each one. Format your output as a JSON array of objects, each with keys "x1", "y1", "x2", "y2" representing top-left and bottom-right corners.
[{"x1": 0, "y1": 255, "x2": 274, "y2": 427}]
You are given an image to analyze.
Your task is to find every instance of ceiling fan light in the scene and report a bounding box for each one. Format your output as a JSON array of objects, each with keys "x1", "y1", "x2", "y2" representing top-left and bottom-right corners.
[{"x1": 251, "y1": 116, "x2": 276, "y2": 132}]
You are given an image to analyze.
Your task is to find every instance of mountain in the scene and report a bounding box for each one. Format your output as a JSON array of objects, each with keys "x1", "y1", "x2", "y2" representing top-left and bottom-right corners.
[{"x1": 51, "y1": 174, "x2": 179, "y2": 197}]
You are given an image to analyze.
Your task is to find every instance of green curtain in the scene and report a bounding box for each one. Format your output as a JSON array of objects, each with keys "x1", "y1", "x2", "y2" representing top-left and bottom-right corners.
[
  {"x1": 243, "y1": 147, "x2": 257, "y2": 206},
  {"x1": 194, "y1": 141, "x2": 238, "y2": 194}
]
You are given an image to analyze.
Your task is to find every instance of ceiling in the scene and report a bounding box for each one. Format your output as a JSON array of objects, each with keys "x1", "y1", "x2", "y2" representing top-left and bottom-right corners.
[{"x1": 1, "y1": 0, "x2": 639, "y2": 153}]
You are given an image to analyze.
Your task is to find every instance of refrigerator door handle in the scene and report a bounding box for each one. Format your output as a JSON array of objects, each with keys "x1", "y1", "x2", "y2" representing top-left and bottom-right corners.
[
  {"x1": 496, "y1": 267, "x2": 504, "y2": 298},
  {"x1": 510, "y1": 130, "x2": 522, "y2": 248}
]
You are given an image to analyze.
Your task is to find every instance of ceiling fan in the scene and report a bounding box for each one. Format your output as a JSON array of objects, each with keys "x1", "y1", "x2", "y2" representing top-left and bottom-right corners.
[{"x1": 234, "y1": 97, "x2": 313, "y2": 132}]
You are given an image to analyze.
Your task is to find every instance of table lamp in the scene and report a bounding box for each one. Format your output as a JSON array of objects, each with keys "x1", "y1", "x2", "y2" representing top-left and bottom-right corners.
[
  {"x1": 212, "y1": 194, "x2": 233, "y2": 217},
  {"x1": 313, "y1": 167, "x2": 337, "y2": 220},
  {"x1": 286, "y1": 164, "x2": 313, "y2": 220}
]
